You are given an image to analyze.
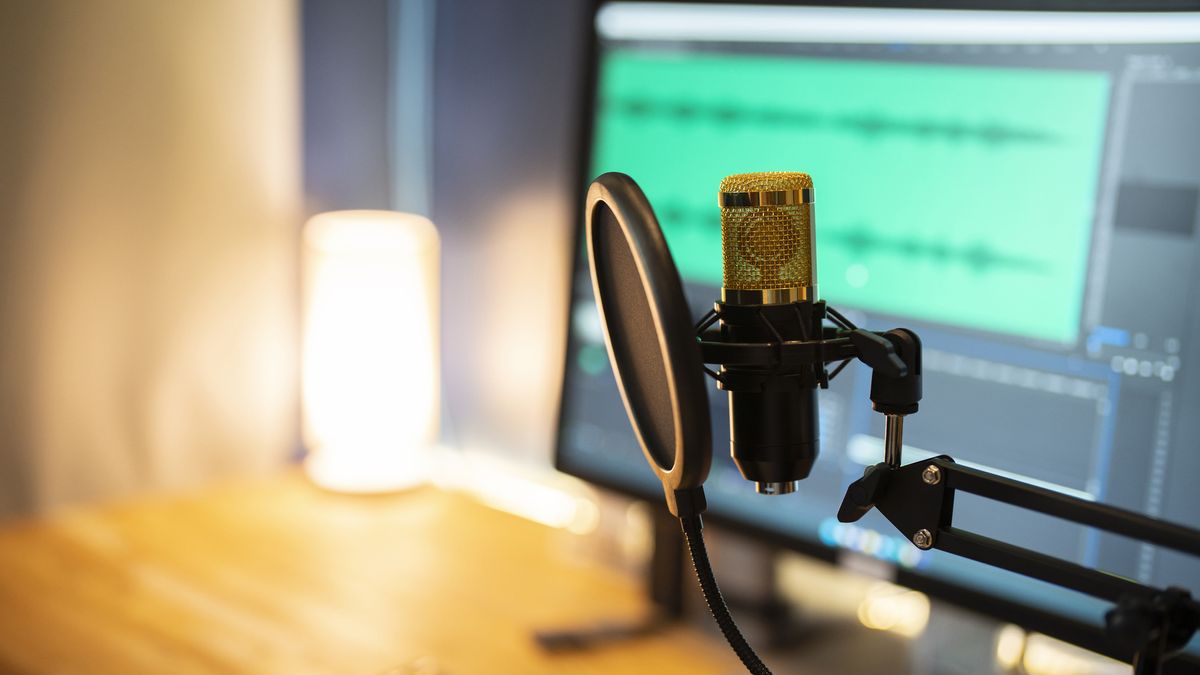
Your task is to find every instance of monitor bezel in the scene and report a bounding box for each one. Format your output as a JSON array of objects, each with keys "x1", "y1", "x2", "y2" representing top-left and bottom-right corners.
[{"x1": 553, "y1": 0, "x2": 1200, "y2": 668}]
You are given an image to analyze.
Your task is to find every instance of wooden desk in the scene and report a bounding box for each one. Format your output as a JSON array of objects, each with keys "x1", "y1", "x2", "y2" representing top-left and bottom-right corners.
[{"x1": 0, "y1": 474, "x2": 737, "y2": 674}]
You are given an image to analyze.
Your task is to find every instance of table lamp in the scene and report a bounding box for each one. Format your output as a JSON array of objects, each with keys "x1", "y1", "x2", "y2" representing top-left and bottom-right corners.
[{"x1": 301, "y1": 210, "x2": 440, "y2": 493}]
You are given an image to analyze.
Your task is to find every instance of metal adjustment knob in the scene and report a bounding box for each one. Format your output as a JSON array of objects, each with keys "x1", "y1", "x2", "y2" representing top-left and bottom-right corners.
[
  {"x1": 921, "y1": 465, "x2": 942, "y2": 485},
  {"x1": 912, "y1": 529, "x2": 934, "y2": 549}
]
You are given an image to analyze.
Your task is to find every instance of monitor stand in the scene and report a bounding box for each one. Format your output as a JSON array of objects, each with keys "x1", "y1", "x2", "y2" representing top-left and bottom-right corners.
[
  {"x1": 533, "y1": 503, "x2": 683, "y2": 651},
  {"x1": 533, "y1": 500, "x2": 819, "y2": 653},
  {"x1": 647, "y1": 501, "x2": 688, "y2": 618}
]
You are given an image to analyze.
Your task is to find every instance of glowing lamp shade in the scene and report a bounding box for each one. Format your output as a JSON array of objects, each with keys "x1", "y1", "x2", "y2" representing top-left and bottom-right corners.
[{"x1": 301, "y1": 210, "x2": 439, "y2": 492}]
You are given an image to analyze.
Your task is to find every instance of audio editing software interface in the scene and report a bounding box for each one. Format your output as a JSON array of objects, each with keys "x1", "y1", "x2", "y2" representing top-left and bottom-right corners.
[{"x1": 556, "y1": 3, "x2": 1200, "y2": 636}]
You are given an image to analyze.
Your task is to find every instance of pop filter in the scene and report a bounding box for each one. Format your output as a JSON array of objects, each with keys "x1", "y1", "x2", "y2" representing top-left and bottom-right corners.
[{"x1": 585, "y1": 172, "x2": 711, "y2": 517}]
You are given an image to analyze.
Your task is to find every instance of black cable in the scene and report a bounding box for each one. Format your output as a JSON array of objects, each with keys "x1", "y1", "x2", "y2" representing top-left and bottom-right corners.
[
  {"x1": 679, "y1": 514, "x2": 772, "y2": 675},
  {"x1": 825, "y1": 305, "x2": 857, "y2": 331},
  {"x1": 694, "y1": 308, "x2": 719, "y2": 333},
  {"x1": 827, "y1": 357, "x2": 852, "y2": 382}
]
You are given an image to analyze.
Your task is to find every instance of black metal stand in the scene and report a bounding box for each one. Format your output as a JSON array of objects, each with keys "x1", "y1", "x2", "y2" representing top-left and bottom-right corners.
[
  {"x1": 648, "y1": 504, "x2": 687, "y2": 620},
  {"x1": 825, "y1": 324, "x2": 1200, "y2": 675},
  {"x1": 693, "y1": 299, "x2": 1200, "y2": 672},
  {"x1": 535, "y1": 501, "x2": 826, "y2": 655},
  {"x1": 533, "y1": 502, "x2": 685, "y2": 652},
  {"x1": 837, "y1": 455, "x2": 1200, "y2": 673}
]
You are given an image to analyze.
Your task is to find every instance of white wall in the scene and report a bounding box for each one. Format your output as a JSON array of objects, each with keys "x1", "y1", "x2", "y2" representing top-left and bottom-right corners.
[{"x1": 0, "y1": 1, "x2": 301, "y2": 515}]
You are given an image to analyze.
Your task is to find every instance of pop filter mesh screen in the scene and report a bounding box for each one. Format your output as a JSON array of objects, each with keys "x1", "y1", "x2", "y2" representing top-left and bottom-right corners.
[{"x1": 590, "y1": 204, "x2": 677, "y2": 470}]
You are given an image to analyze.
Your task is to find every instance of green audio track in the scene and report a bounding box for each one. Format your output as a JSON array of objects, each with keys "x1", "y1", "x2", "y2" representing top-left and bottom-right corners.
[{"x1": 591, "y1": 50, "x2": 1110, "y2": 343}]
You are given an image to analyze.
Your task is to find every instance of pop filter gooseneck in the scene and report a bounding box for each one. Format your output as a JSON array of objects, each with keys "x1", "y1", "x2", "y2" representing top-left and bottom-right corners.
[{"x1": 585, "y1": 172, "x2": 771, "y2": 674}]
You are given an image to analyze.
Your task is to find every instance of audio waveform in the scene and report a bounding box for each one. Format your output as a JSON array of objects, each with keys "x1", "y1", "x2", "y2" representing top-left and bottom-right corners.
[
  {"x1": 825, "y1": 225, "x2": 1050, "y2": 274},
  {"x1": 602, "y1": 97, "x2": 1061, "y2": 147},
  {"x1": 657, "y1": 203, "x2": 1051, "y2": 276}
]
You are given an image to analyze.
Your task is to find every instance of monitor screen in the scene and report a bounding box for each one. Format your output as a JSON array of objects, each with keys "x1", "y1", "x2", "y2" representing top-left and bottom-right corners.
[{"x1": 556, "y1": 1, "x2": 1200, "y2": 656}]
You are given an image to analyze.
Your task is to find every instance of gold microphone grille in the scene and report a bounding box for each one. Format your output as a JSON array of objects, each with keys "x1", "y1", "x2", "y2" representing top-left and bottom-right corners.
[{"x1": 719, "y1": 172, "x2": 815, "y2": 295}]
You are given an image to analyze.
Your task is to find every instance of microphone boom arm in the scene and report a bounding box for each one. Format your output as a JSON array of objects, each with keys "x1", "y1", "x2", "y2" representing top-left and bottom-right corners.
[
  {"x1": 692, "y1": 297, "x2": 1200, "y2": 672},
  {"x1": 838, "y1": 454, "x2": 1200, "y2": 674},
  {"x1": 831, "y1": 327, "x2": 1200, "y2": 675}
]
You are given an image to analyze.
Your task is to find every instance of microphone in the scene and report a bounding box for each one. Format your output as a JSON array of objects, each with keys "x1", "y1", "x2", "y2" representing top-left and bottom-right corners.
[
  {"x1": 583, "y1": 171, "x2": 915, "y2": 675},
  {"x1": 716, "y1": 172, "x2": 823, "y2": 496}
]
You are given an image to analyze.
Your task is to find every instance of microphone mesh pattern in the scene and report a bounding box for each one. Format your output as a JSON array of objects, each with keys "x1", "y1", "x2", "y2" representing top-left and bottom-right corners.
[{"x1": 720, "y1": 172, "x2": 814, "y2": 292}]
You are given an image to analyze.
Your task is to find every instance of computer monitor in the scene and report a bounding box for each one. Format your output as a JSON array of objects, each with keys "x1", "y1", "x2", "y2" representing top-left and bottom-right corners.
[{"x1": 555, "y1": 1, "x2": 1200, "y2": 662}]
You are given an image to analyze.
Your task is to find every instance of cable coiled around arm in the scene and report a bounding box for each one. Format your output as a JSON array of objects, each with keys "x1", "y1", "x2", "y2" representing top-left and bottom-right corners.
[{"x1": 679, "y1": 514, "x2": 772, "y2": 675}]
